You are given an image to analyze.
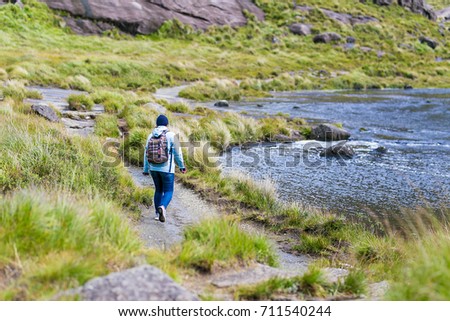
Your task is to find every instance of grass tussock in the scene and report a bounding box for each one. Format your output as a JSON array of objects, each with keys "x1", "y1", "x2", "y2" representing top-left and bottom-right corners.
[
  {"x1": 94, "y1": 114, "x2": 120, "y2": 138},
  {"x1": 0, "y1": 189, "x2": 143, "y2": 300},
  {"x1": 147, "y1": 218, "x2": 278, "y2": 276},
  {"x1": 235, "y1": 267, "x2": 369, "y2": 300},
  {"x1": 1, "y1": 81, "x2": 42, "y2": 102},
  {"x1": 386, "y1": 211, "x2": 450, "y2": 300},
  {"x1": 179, "y1": 79, "x2": 242, "y2": 102},
  {"x1": 67, "y1": 94, "x2": 94, "y2": 111},
  {"x1": 164, "y1": 101, "x2": 191, "y2": 113},
  {"x1": 177, "y1": 218, "x2": 278, "y2": 272}
]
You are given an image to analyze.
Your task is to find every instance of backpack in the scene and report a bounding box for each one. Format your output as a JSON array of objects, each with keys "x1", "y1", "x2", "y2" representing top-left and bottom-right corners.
[{"x1": 146, "y1": 131, "x2": 169, "y2": 164}]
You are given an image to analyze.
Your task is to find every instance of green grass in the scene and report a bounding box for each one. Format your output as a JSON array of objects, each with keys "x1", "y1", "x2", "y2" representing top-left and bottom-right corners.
[
  {"x1": 1, "y1": 80, "x2": 42, "y2": 102},
  {"x1": 179, "y1": 80, "x2": 242, "y2": 101},
  {"x1": 94, "y1": 114, "x2": 120, "y2": 138},
  {"x1": 386, "y1": 213, "x2": 450, "y2": 300},
  {"x1": 164, "y1": 101, "x2": 191, "y2": 113},
  {"x1": 235, "y1": 267, "x2": 332, "y2": 300},
  {"x1": 0, "y1": 100, "x2": 150, "y2": 212},
  {"x1": 0, "y1": 0, "x2": 447, "y2": 100},
  {"x1": 176, "y1": 218, "x2": 277, "y2": 272},
  {"x1": 1, "y1": 0, "x2": 450, "y2": 301},
  {"x1": 147, "y1": 217, "x2": 278, "y2": 278},
  {"x1": 67, "y1": 94, "x2": 94, "y2": 111},
  {"x1": 0, "y1": 189, "x2": 143, "y2": 300},
  {"x1": 235, "y1": 267, "x2": 369, "y2": 300},
  {"x1": 336, "y1": 270, "x2": 367, "y2": 296}
]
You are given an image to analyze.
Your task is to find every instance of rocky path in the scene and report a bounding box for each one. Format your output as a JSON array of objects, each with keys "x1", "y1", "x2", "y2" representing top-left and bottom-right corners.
[
  {"x1": 28, "y1": 86, "x2": 386, "y2": 300},
  {"x1": 128, "y1": 166, "x2": 219, "y2": 249}
]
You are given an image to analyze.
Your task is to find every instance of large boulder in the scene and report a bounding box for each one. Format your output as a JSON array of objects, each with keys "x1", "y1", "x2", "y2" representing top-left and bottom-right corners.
[
  {"x1": 313, "y1": 32, "x2": 342, "y2": 44},
  {"x1": 320, "y1": 142, "x2": 355, "y2": 158},
  {"x1": 311, "y1": 124, "x2": 351, "y2": 141},
  {"x1": 289, "y1": 23, "x2": 312, "y2": 36},
  {"x1": 437, "y1": 7, "x2": 450, "y2": 21},
  {"x1": 60, "y1": 265, "x2": 198, "y2": 301},
  {"x1": 39, "y1": 0, "x2": 264, "y2": 35},
  {"x1": 31, "y1": 103, "x2": 60, "y2": 122}
]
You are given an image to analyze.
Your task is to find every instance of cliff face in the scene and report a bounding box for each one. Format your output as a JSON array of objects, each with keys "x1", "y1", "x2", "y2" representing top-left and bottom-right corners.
[
  {"x1": 33, "y1": 0, "x2": 439, "y2": 35},
  {"x1": 39, "y1": 0, "x2": 265, "y2": 35}
]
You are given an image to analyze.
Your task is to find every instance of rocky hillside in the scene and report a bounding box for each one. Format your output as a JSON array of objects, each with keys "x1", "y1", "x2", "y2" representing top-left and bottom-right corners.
[
  {"x1": 3, "y1": 0, "x2": 442, "y2": 35},
  {"x1": 37, "y1": 0, "x2": 264, "y2": 35},
  {"x1": 0, "y1": 0, "x2": 448, "y2": 91}
]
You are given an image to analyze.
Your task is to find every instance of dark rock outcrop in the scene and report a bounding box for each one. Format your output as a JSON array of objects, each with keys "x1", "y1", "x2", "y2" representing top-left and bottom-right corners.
[
  {"x1": 289, "y1": 23, "x2": 312, "y2": 36},
  {"x1": 214, "y1": 100, "x2": 229, "y2": 107},
  {"x1": 311, "y1": 124, "x2": 351, "y2": 141},
  {"x1": 419, "y1": 36, "x2": 438, "y2": 49},
  {"x1": 31, "y1": 103, "x2": 60, "y2": 122},
  {"x1": 320, "y1": 142, "x2": 355, "y2": 158},
  {"x1": 346, "y1": 36, "x2": 356, "y2": 44},
  {"x1": 370, "y1": 0, "x2": 436, "y2": 20},
  {"x1": 39, "y1": 0, "x2": 264, "y2": 35},
  {"x1": 313, "y1": 32, "x2": 342, "y2": 44},
  {"x1": 60, "y1": 265, "x2": 198, "y2": 301}
]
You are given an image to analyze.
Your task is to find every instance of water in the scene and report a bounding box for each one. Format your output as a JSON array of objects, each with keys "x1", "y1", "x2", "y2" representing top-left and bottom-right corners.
[{"x1": 215, "y1": 89, "x2": 450, "y2": 217}]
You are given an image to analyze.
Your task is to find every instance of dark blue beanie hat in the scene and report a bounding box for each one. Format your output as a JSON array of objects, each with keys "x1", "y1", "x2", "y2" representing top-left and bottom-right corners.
[{"x1": 156, "y1": 114, "x2": 169, "y2": 126}]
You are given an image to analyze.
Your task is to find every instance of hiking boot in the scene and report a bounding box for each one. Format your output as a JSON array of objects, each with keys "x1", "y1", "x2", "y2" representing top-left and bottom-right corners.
[{"x1": 157, "y1": 206, "x2": 166, "y2": 223}]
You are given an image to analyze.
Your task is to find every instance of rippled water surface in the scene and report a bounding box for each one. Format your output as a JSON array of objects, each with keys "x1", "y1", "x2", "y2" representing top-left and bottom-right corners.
[{"x1": 214, "y1": 89, "x2": 450, "y2": 217}]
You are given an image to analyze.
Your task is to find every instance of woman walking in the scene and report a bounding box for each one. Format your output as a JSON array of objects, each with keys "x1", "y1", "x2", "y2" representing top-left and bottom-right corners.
[{"x1": 143, "y1": 115, "x2": 186, "y2": 222}]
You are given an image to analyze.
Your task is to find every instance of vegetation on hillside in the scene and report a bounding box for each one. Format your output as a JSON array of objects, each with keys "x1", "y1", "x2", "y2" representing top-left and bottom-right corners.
[{"x1": 0, "y1": 0, "x2": 448, "y2": 100}]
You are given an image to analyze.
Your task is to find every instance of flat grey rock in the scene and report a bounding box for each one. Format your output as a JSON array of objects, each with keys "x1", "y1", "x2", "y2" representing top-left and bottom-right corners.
[
  {"x1": 323, "y1": 268, "x2": 349, "y2": 283},
  {"x1": 368, "y1": 280, "x2": 389, "y2": 300},
  {"x1": 31, "y1": 103, "x2": 60, "y2": 122},
  {"x1": 211, "y1": 263, "x2": 305, "y2": 288},
  {"x1": 61, "y1": 265, "x2": 198, "y2": 301}
]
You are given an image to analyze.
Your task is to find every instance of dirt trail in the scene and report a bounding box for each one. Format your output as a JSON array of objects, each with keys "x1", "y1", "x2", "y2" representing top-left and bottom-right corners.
[
  {"x1": 128, "y1": 166, "x2": 219, "y2": 249},
  {"x1": 29, "y1": 86, "x2": 312, "y2": 264},
  {"x1": 28, "y1": 86, "x2": 365, "y2": 299}
]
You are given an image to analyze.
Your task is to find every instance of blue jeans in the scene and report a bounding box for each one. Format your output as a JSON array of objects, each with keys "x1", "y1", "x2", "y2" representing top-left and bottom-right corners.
[{"x1": 150, "y1": 171, "x2": 175, "y2": 213}]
